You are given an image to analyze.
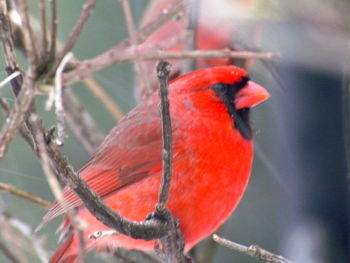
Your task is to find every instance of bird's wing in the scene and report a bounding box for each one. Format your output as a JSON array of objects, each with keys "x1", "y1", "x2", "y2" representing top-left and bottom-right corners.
[{"x1": 39, "y1": 103, "x2": 164, "y2": 227}]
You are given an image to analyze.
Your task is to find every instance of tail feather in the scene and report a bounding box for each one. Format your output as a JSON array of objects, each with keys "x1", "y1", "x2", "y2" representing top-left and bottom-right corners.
[{"x1": 49, "y1": 235, "x2": 78, "y2": 263}]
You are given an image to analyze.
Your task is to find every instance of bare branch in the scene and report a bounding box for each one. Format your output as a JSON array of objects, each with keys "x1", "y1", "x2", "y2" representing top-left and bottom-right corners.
[
  {"x1": 135, "y1": 1, "x2": 185, "y2": 45},
  {"x1": 213, "y1": 234, "x2": 293, "y2": 263},
  {"x1": 64, "y1": 49, "x2": 279, "y2": 84},
  {"x1": 118, "y1": 0, "x2": 137, "y2": 43},
  {"x1": 156, "y1": 61, "x2": 173, "y2": 206},
  {"x1": 0, "y1": 0, "x2": 23, "y2": 95},
  {"x1": 14, "y1": 0, "x2": 40, "y2": 66},
  {"x1": 39, "y1": 0, "x2": 47, "y2": 55},
  {"x1": 0, "y1": 68, "x2": 36, "y2": 159},
  {"x1": 63, "y1": 1, "x2": 186, "y2": 83},
  {"x1": 53, "y1": 52, "x2": 73, "y2": 145},
  {"x1": 0, "y1": 98, "x2": 35, "y2": 151},
  {"x1": 29, "y1": 114, "x2": 64, "y2": 202},
  {"x1": 49, "y1": 0, "x2": 57, "y2": 59},
  {"x1": 119, "y1": 0, "x2": 152, "y2": 97},
  {"x1": 49, "y1": 0, "x2": 96, "y2": 75},
  {"x1": 181, "y1": 0, "x2": 199, "y2": 74},
  {"x1": 0, "y1": 182, "x2": 52, "y2": 209},
  {"x1": 0, "y1": 70, "x2": 21, "y2": 88}
]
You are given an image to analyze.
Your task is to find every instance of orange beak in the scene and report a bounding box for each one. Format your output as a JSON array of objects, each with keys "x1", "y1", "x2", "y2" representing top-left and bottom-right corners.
[{"x1": 234, "y1": 81, "x2": 270, "y2": 110}]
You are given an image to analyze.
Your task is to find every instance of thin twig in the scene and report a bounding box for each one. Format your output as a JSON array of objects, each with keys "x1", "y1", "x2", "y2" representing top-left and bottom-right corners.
[
  {"x1": 0, "y1": 182, "x2": 52, "y2": 209},
  {"x1": 0, "y1": 1, "x2": 23, "y2": 95},
  {"x1": 49, "y1": 0, "x2": 96, "y2": 75},
  {"x1": 53, "y1": 52, "x2": 73, "y2": 145},
  {"x1": 181, "y1": 0, "x2": 199, "y2": 74},
  {"x1": 156, "y1": 61, "x2": 173, "y2": 206},
  {"x1": 14, "y1": 0, "x2": 40, "y2": 67},
  {"x1": 49, "y1": 0, "x2": 57, "y2": 59},
  {"x1": 0, "y1": 98, "x2": 35, "y2": 151},
  {"x1": 119, "y1": 0, "x2": 152, "y2": 97},
  {"x1": 0, "y1": 71, "x2": 21, "y2": 88},
  {"x1": 83, "y1": 78, "x2": 124, "y2": 121},
  {"x1": 63, "y1": 1, "x2": 186, "y2": 83},
  {"x1": 0, "y1": 1, "x2": 19, "y2": 70},
  {"x1": 0, "y1": 68, "x2": 36, "y2": 159},
  {"x1": 39, "y1": 0, "x2": 47, "y2": 56},
  {"x1": 192, "y1": 226, "x2": 224, "y2": 263},
  {"x1": 119, "y1": 0, "x2": 137, "y2": 43},
  {"x1": 135, "y1": 1, "x2": 185, "y2": 44},
  {"x1": 64, "y1": 49, "x2": 279, "y2": 84},
  {"x1": 213, "y1": 234, "x2": 293, "y2": 263},
  {"x1": 29, "y1": 113, "x2": 64, "y2": 203}
]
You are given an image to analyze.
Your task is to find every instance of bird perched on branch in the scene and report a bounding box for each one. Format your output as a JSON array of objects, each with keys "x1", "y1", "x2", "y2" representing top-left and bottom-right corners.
[{"x1": 39, "y1": 66, "x2": 269, "y2": 263}]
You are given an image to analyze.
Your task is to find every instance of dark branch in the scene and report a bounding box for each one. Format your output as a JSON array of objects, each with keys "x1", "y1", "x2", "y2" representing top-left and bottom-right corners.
[
  {"x1": 156, "y1": 61, "x2": 173, "y2": 206},
  {"x1": 49, "y1": 0, "x2": 57, "y2": 59},
  {"x1": 155, "y1": 61, "x2": 188, "y2": 263}
]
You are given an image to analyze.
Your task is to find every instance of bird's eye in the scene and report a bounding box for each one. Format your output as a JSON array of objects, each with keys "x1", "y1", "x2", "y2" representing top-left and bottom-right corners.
[{"x1": 212, "y1": 83, "x2": 228, "y2": 96}]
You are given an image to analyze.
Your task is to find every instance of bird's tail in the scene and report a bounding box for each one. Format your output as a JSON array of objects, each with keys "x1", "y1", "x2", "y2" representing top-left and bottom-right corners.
[{"x1": 49, "y1": 234, "x2": 78, "y2": 263}]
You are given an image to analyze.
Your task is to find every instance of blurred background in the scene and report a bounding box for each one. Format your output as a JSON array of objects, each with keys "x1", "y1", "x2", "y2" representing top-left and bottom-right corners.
[{"x1": 0, "y1": 0, "x2": 349, "y2": 262}]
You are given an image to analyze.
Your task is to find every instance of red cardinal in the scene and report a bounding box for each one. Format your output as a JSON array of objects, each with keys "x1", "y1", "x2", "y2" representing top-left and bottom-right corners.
[{"x1": 41, "y1": 66, "x2": 269, "y2": 263}]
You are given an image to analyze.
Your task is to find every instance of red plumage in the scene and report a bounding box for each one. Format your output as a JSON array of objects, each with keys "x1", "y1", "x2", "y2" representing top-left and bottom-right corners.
[{"x1": 42, "y1": 66, "x2": 269, "y2": 262}]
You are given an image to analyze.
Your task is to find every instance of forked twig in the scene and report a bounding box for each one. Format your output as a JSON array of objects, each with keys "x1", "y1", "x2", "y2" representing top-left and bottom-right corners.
[
  {"x1": 49, "y1": 0, "x2": 96, "y2": 75},
  {"x1": 155, "y1": 61, "x2": 187, "y2": 263},
  {"x1": 14, "y1": 0, "x2": 40, "y2": 66}
]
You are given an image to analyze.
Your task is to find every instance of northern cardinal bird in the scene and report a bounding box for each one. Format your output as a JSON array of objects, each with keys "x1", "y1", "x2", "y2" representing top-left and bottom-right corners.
[
  {"x1": 135, "y1": 0, "x2": 256, "y2": 102},
  {"x1": 41, "y1": 66, "x2": 269, "y2": 263}
]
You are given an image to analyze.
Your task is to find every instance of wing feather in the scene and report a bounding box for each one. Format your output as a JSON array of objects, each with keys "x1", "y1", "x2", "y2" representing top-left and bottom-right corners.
[{"x1": 39, "y1": 103, "x2": 164, "y2": 227}]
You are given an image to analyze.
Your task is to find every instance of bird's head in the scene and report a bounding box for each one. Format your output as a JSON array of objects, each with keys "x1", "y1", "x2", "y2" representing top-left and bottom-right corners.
[{"x1": 170, "y1": 66, "x2": 270, "y2": 139}]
